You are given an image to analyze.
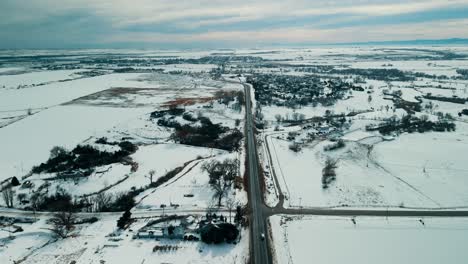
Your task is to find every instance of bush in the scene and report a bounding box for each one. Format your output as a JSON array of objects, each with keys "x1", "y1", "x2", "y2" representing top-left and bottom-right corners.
[
  {"x1": 117, "y1": 210, "x2": 132, "y2": 229},
  {"x1": 289, "y1": 142, "x2": 302, "y2": 152},
  {"x1": 322, "y1": 158, "x2": 338, "y2": 189},
  {"x1": 150, "y1": 108, "x2": 184, "y2": 119},
  {"x1": 36, "y1": 189, "x2": 73, "y2": 212},
  {"x1": 107, "y1": 192, "x2": 135, "y2": 212},
  {"x1": 182, "y1": 112, "x2": 198, "y2": 122},
  {"x1": 11, "y1": 176, "x2": 20, "y2": 186},
  {"x1": 149, "y1": 165, "x2": 184, "y2": 189},
  {"x1": 324, "y1": 139, "x2": 345, "y2": 151},
  {"x1": 157, "y1": 117, "x2": 182, "y2": 128}
]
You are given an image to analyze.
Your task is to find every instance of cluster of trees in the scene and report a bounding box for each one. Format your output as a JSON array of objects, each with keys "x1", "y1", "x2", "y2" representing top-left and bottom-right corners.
[
  {"x1": 394, "y1": 99, "x2": 422, "y2": 114},
  {"x1": 275, "y1": 112, "x2": 306, "y2": 123},
  {"x1": 371, "y1": 114, "x2": 456, "y2": 134},
  {"x1": 29, "y1": 187, "x2": 136, "y2": 213},
  {"x1": 69, "y1": 55, "x2": 263, "y2": 70},
  {"x1": 153, "y1": 108, "x2": 243, "y2": 151},
  {"x1": 423, "y1": 94, "x2": 467, "y2": 104},
  {"x1": 31, "y1": 142, "x2": 138, "y2": 176},
  {"x1": 322, "y1": 158, "x2": 338, "y2": 189},
  {"x1": 328, "y1": 68, "x2": 415, "y2": 82},
  {"x1": 200, "y1": 222, "x2": 239, "y2": 244},
  {"x1": 171, "y1": 117, "x2": 243, "y2": 151},
  {"x1": 214, "y1": 90, "x2": 245, "y2": 111},
  {"x1": 202, "y1": 159, "x2": 238, "y2": 207}
]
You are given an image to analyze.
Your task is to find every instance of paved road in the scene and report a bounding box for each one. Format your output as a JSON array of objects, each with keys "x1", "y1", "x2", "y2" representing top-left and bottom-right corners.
[
  {"x1": 0, "y1": 207, "x2": 227, "y2": 219},
  {"x1": 244, "y1": 83, "x2": 272, "y2": 264},
  {"x1": 267, "y1": 207, "x2": 468, "y2": 217}
]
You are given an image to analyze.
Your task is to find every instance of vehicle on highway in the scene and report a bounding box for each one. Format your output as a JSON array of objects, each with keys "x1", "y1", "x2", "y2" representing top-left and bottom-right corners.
[{"x1": 260, "y1": 233, "x2": 265, "y2": 240}]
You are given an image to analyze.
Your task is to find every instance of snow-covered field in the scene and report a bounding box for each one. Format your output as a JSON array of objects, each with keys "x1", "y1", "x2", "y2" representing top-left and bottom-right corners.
[
  {"x1": 23, "y1": 144, "x2": 224, "y2": 199},
  {"x1": 0, "y1": 105, "x2": 151, "y2": 180},
  {"x1": 270, "y1": 215, "x2": 468, "y2": 264},
  {"x1": 0, "y1": 70, "x2": 243, "y2": 181},
  {"x1": 266, "y1": 122, "x2": 468, "y2": 208}
]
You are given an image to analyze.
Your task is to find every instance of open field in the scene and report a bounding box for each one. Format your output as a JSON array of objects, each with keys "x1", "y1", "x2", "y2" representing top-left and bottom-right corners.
[
  {"x1": 270, "y1": 215, "x2": 468, "y2": 264},
  {"x1": 265, "y1": 123, "x2": 468, "y2": 208}
]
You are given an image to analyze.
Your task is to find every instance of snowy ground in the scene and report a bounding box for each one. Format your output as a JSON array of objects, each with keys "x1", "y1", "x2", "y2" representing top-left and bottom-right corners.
[
  {"x1": 270, "y1": 215, "x2": 468, "y2": 264},
  {"x1": 266, "y1": 122, "x2": 468, "y2": 208},
  {"x1": 2, "y1": 47, "x2": 468, "y2": 263},
  {"x1": 0, "y1": 63, "x2": 248, "y2": 263},
  {"x1": 0, "y1": 105, "x2": 151, "y2": 180},
  {"x1": 135, "y1": 151, "x2": 247, "y2": 210},
  {"x1": 1, "y1": 215, "x2": 249, "y2": 264},
  {"x1": 22, "y1": 144, "x2": 223, "y2": 199},
  {"x1": 0, "y1": 71, "x2": 243, "y2": 182}
]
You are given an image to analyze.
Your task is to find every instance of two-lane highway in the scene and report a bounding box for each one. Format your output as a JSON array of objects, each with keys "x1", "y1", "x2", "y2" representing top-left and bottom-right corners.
[{"x1": 244, "y1": 83, "x2": 272, "y2": 264}]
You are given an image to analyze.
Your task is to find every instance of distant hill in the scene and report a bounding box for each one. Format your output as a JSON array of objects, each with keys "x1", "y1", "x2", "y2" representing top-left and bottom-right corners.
[{"x1": 333, "y1": 38, "x2": 468, "y2": 46}]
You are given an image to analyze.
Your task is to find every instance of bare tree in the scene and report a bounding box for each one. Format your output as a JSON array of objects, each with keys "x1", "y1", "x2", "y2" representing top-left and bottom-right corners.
[
  {"x1": 292, "y1": 112, "x2": 300, "y2": 121},
  {"x1": 226, "y1": 197, "x2": 237, "y2": 223},
  {"x1": 2, "y1": 186, "x2": 14, "y2": 208},
  {"x1": 202, "y1": 159, "x2": 237, "y2": 207},
  {"x1": 274, "y1": 114, "x2": 282, "y2": 123},
  {"x1": 50, "y1": 211, "x2": 76, "y2": 238},
  {"x1": 30, "y1": 191, "x2": 43, "y2": 211},
  {"x1": 146, "y1": 170, "x2": 156, "y2": 185},
  {"x1": 92, "y1": 192, "x2": 113, "y2": 212}
]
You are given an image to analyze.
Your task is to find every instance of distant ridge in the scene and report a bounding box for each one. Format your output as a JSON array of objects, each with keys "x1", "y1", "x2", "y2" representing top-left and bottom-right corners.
[{"x1": 331, "y1": 38, "x2": 468, "y2": 46}]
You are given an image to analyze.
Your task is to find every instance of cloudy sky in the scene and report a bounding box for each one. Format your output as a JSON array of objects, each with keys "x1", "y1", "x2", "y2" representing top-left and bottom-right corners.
[{"x1": 1, "y1": 0, "x2": 468, "y2": 49}]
